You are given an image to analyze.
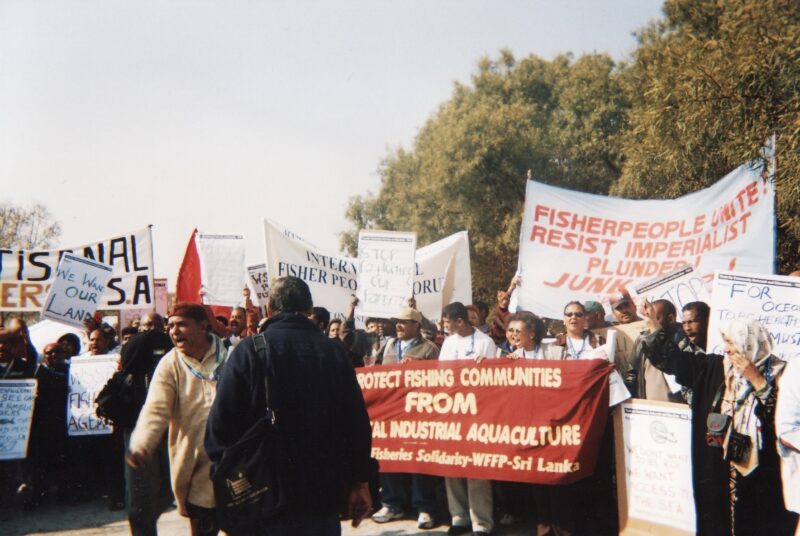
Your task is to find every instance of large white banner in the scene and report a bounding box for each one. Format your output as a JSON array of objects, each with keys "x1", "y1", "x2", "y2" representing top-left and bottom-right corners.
[
  {"x1": 41, "y1": 253, "x2": 114, "y2": 328},
  {"x1": 0, "y1": 379, "x2": 37, "y2": 460},
  {"x1": 68, "y1": 355, "x2": 118, "y2": 436},
  {"x1": 357, "y1": 230, "x2": 417, "y2": 319},
  {"x1": 518, "y1": 163, "x2": 774, "y2": 319},
  {"x1": 263, "y1": 220, "x2": 471, "y2": 322},
  {"x1": 0, "y1": 227, "x2": 155, "y2": 312},
  {"x1": 615, "y1": 400, "x2": 695, "y2": 535},
  {"x1": 196, "y1": 234, "x2": 246, "y2": 307},
  {"x1": 707, "y1": 271, "x2": 800, "y2": 361}
]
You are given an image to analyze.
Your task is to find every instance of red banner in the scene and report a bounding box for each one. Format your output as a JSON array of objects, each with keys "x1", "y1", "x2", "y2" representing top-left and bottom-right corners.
[{"x1": 357, "y1": 358, "x2": 612, "y2": 484}]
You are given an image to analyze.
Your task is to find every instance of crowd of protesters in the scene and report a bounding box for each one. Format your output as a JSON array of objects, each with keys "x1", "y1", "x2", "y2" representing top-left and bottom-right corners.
[{"x1": 0, "y1": 273, "x2": 799, "y2": 536}]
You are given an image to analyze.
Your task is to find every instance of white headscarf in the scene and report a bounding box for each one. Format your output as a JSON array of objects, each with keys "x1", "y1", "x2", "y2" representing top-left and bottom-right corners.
[{"x1": 719, "y1": 319, "x2": 785, "y2": 476}]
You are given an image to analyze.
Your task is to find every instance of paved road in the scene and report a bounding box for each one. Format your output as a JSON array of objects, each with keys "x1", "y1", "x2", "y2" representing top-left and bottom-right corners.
[{"x1": 2, "y1": 499, "x2": 536, "y2": 536}]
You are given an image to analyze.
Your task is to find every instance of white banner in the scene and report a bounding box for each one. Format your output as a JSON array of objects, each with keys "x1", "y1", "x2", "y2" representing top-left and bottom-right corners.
[
  {"x1": 0, "y1": 379, "x2": 37, "y2": 460},
  {"x1": 196, "y1": 234, "x2": 246, "y2": 307},
  {"x1": 68, "y1": 355, "x2": 118, "y2": 436},
  {"x1": 615, "y1": 400, "x2": 695, "y2": 535},
  {"x1": 0, "y1": 227, "x2": 154, "y2": 312},
  {"x1": 518, "y1": 163, "x2": 774, "y2": 319},
  {"x1": 707, "y1": 271, "x2": 800, "y2": 361},
  {"x1": 264, "y1": 220, "x2": 471, "y2": 322},
  {"x1": 632, "y1": 265, "x2": 712, "y2": 322},
  {"x1": 357, "y1": 230, "x2": 417, "y2": 319},
  {"x1": 246, "y1": 264, "x2": 270, "y2": 308},
  {"x1": 41, "y1": 253, "x2": 113, "y2": 328}
]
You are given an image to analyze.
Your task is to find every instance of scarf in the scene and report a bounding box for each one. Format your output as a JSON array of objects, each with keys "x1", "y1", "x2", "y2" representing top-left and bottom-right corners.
[{"x1": 719, "y1": 319, "x2": 786, "y2": 476}]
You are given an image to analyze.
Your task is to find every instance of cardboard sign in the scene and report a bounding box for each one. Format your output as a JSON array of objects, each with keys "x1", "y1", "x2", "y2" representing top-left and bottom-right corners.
[
  {"x1": 615, "y1": 399, "x2": 695, "y2": 535},
  {"x1": 67, "y1": 355, "x2": 118, "y2": 436},
  {"x1": 246, "y1": 264, "x2": 270, "y2": 308},
  {"x1": 632, "y1": 264, "x2": 712, "y2": 322},
  {"x1": 0, "y1": 227, "x2": 154, "y2": 311},
  {"x1": 358, "y1": 359, "x2": 612, "y2": 484},
  {"x1": 707, "y1": 271, "x2": 800, "y2": 360},
  {"x1": 357, "y1": 230, "x2": 417, "y2": 319},
  {"x1": 517, "y1": 163, "x2": 774, "y2": 319},
  {"x1": 0, "y1": 379, "x2": 37, "y2": 460},
  {"x1": 41, "y1": 253, "x2": 113, "y2": 328},
  {"x1": 196, "y1": 234, "x2": 246, "y2": 307}
]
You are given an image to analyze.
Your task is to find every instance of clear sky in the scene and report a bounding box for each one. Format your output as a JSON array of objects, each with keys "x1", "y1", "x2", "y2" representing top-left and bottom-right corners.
[{"x1": 0, "y1": 0, "x2": 664, "y2": 287}]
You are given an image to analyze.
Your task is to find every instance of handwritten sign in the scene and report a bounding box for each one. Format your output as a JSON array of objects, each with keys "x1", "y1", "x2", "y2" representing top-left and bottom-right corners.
[
  {"x1": 0, "y1": 227, "x2": 154, "y2": 312},
  {"x1": 68, "y1": 355, "x2": 118, "y2": 436},
  {"x1": 615, "y1": 399, "x2": 695, "y2": 535},
  {"x1": 357, "y1": 230, "x2": 417, "y2": 319},
  {"x1": 247, "y1": 264, "x2": 269, "y2": 308},
  {"x1": 0, "y1": 379, "x2": 37, "y2": 460},
  {"x1": 632, "y1": 264, "x2": 712, "y2": 322},
  {"x1": 707, "y1": 271, "x2": 800, "y2": 360},
  {"x1": 42, "y1": 253, "x2": 113, "y2": 328}
]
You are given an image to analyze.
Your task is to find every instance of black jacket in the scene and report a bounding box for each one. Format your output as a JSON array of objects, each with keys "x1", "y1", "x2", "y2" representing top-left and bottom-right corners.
[{"x1": 205, "y1": 312, "x2": 372, "y2": 515}]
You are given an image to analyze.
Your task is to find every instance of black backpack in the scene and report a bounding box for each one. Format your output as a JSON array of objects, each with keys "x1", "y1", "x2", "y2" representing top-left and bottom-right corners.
[{"x1": 211, "y1": 333, "x2": 290, "y2": 534}]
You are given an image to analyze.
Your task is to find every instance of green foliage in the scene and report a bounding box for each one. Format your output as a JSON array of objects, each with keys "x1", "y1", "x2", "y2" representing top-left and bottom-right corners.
[
  {"x1": 613, "y1": 0, "x2": 800, "y2": 272},
  {"x1": 342, "y1": 51, "x2": 629, "y2": 301},
  {"x1": 344, "y1": 0, "x2": 800, "y2": 300}
]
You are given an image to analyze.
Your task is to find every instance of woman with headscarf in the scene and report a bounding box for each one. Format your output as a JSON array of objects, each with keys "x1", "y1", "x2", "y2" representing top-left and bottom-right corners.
[{"x1": 641, "y1": 303, "x2": 798, "y2": 535}]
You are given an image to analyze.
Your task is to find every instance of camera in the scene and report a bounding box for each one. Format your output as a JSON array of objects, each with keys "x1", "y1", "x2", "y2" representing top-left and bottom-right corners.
[{"x1": 725, "y1": 430, "x2": 752, "y2": 463}]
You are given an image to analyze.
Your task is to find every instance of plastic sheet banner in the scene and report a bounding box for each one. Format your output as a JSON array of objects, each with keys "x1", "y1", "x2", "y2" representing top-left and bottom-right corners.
[
  {"x1": 263, "y1": 219, "x2": 471, "y2": 322},
  {"x1": 0, "y1": 227, "x2": 154, "y2": 311},
  {"x1": 196, "y1": 234, "x2": 246, "y2": 307},
  {"x1": 517, "y1": 163, "x2": 774, "y2": 319},
  {"x1": 0, "y1": 379, "x2": 37, "y2": 460},
  {"x1": 707, "y1": 271, "x2": 800, "y2": 361},
  {"x1": 358, "y1": 359, "x2": 612, "y2": 484},
  {"x1": 67, "y1": 355, "x2": 118, "y2": 436}
]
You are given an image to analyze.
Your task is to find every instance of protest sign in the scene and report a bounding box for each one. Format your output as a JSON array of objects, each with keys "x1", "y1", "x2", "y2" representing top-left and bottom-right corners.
[
  {"x1": 118, "y1": 279, "x2": 167, "y2": 330},
  {"x1": 358, "y1": 359, "x2": 611, "y2": 484},
  {"x1": 594, "y1": 320, "x2": 648, "y2": 373},
  {"x1": 357, "y1": 230, "x2": 417, "y2": 319},
  {"x1": 615, "y1": 399, "x2": 695, "y2": 535},
  {"x1": 41, "y1": 253, "x2": 113, "y2": 328},
  {"x1": 195, "y1": 234, "x2": 246, "y2": 307},
  {"x1": 68, "y1": 355, "x2": 118, "y2": 436},
  {"x1": 517, "y1": 163, "x2": 774, "y2": 319},
  {"x1": 632, "y1": 264, "x2": 712, "y2": 322},
  {"x1": 0, "y1": 227, "x2": 154, "y2": 312},
  {"x1": 707, "y1": 271, "x2": 800, "y2": 360},
  {"x1": 0, "y1": 379, "x2": 37, "y2": 460},
  {"x1": 246, "y1": 264, "x2": 269, "y2": 308},
  {"x1": 264, "y1": 219, "x2": 471, "y2": 322}
]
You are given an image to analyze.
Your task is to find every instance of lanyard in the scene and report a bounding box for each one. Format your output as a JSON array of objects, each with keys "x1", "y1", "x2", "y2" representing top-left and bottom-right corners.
[
  {"x1": 396, "y1": 337, "x2": 417, "y2": 361},
  {"x1": 180, "y1": 336, "x2": 224, "y2": 382},
  {"x1": 455, "y1": 332, "x2": 475, "y2": 358},
  {"x1": 567, "y1": 336, "x2": 586, "y2": 359}
]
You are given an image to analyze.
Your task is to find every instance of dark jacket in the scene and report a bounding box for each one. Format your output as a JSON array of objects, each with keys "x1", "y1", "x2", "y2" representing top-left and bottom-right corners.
[
  {"x1": 642, "y1": 329, "x2": 796, "y2": 535},
  {"x1": 119, "y1": 330, "x2": 173, "y2": 427},
  {"x1": 205, "y1": 312, "x2": 372, "y2": 515}
]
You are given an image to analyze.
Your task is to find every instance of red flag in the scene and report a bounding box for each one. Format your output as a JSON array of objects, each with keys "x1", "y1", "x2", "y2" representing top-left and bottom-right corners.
[{"x1": 175, "y1": 229, "x2": 232, "y2": 320}]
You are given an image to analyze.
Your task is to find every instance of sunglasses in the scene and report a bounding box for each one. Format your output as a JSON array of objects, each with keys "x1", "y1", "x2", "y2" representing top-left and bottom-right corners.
[{"x1": 564, "y1": 312, "x2": 585, "y2": 318}]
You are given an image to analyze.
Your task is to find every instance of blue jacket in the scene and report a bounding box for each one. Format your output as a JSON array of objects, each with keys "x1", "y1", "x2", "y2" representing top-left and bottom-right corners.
[{"x1": 205, "y1": 312, "x2": 372, "y2": 515}]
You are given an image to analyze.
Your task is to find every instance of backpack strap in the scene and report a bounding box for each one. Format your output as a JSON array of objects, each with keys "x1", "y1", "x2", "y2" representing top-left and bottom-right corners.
[{"x1": 253, "y1": 333, "x2": 276, "y2": 425}]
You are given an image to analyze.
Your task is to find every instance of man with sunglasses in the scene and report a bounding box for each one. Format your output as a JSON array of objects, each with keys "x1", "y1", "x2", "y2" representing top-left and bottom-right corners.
[{"x1": 439, "y1": 302, "x2": 497, "y2": 536}]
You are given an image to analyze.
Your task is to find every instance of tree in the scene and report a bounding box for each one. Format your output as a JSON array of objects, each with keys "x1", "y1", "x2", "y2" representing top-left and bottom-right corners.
[
  {"x1": 342, "y1": 50, "x2": 630, "y2": 301},
  {"x1": 0, "y1": 202, "x2": 61, "y2": 249},
  {"x1": 612, "y1": 0, "x2": 800, "y2": 272}
]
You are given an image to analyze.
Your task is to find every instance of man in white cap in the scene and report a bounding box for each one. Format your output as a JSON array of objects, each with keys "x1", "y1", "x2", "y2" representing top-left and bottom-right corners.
[{"x1": 372, "y1": 305, "x2": 440, "y2": 529}]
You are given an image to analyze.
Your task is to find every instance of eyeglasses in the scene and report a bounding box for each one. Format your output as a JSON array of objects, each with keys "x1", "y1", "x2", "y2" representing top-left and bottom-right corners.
[
  {"x1": 507, "y1": 328, "x2": 523, "y2": 334},
  {"x1": 564, "y1": 312, "x2": 585, "y2": 318}
]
